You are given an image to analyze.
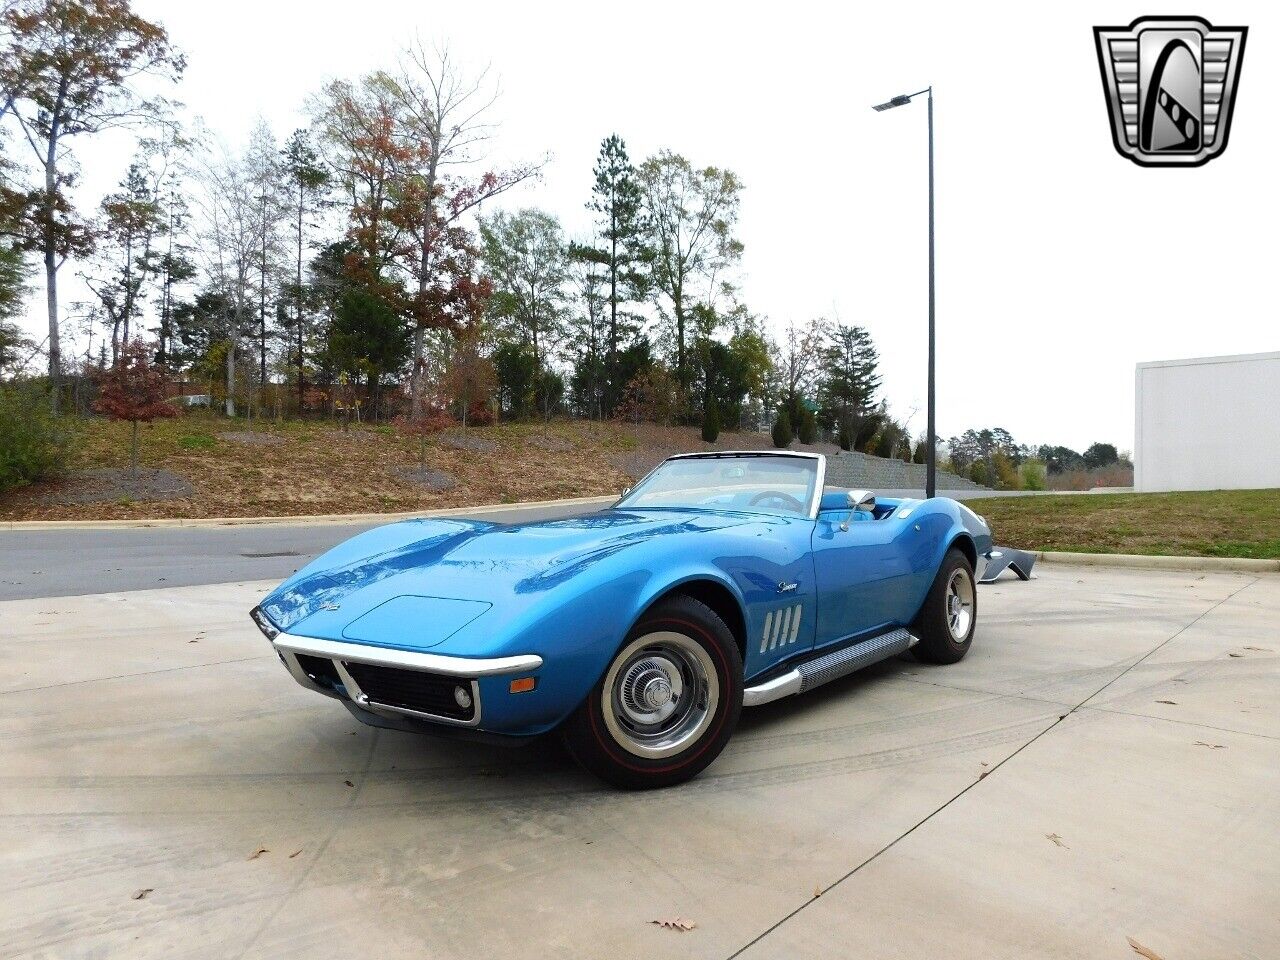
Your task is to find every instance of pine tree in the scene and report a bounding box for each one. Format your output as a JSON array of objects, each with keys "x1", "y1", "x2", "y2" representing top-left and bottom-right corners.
[
  {"x1": 279, "y1": 129, "x2": 329, "y2": 412},
  {"x1": 587, "y1": 135, "x2": 647, "y2": 412}
]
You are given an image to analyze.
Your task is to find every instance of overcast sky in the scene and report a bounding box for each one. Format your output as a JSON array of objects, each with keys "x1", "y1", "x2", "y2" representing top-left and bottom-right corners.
[{"x1": 11, "y1": 1, "x2": 1277, "y2": 453}]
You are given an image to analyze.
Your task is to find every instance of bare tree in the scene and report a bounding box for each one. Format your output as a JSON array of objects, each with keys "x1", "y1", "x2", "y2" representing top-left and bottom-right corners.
[
  {"x1": 391, "y1": 41, "x2": 537, "y2": 418},
  {"x1": 189, "y1": 135, "x2": 261, "y2": 416},
  {"x1": 244, "y1": 118, "x2": 287, "y2": 408},
  {"x1": 776, "y1": 318, "x2": 826, "y2": 405}
]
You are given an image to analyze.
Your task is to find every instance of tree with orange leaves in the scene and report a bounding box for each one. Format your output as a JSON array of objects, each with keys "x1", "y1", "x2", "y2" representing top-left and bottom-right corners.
[
  {"x1": 391, "y1": 42, "x2": 540, "y2": 419},
  {"x1": 93, "y1": 338, "x2": 177, "y2": 477}
]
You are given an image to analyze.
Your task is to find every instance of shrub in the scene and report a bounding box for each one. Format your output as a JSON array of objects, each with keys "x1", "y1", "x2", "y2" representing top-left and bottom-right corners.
[
  {"x1": 771, "y1": 408, "x2": 793, "y2": 448},
  {"x1": 837, "y1": 418, "x2": 854, "y2": 451},
  {"x1": 913, "y1": 440, "x2": 927, "y2": 464},
  {"x1": 992, "y1": 450, "x2": 1021, "y2": 489},
  {"x1": 798, "y1": 408, "x2": 818, "y2": 445},
  {"x1": 969, "y1": 460, "x2": 990, "y2": 486},
  {"x1": 1020, "y1": 458, "x2": 1047, "y2": 491},
  {"x1": 0, "y1": 383, "x2": 72, "y2": 493},
  {"x1": 701, "y1": 395, "x2": 720, "y2": 443},
  {"x1": 466, "y1": 401, "x2": 495, "y2": 427}
]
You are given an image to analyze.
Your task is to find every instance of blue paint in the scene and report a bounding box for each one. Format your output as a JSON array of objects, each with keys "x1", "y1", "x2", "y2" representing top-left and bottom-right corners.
[{"x1": 258, "y1": 470, "x2": 992, "y2": 738}]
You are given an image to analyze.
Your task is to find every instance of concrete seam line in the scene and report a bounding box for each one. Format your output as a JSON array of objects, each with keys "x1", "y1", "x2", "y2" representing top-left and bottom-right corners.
[
  {"x1": 725, "y1": 576, "x2": 1260, "y2": 960},
  {"x1": 1036, "y1": 551, "x2": 1280, "y2": 574},
  {"x1": 0, "y1": 495, "x2": 618, "y2": 532}
]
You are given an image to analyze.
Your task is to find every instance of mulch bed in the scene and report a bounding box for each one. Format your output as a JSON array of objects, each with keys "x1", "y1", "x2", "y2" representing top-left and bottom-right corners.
[
  {"x1": 391, "y1": 466, "x2": 457, "y2": 491},
  {"x1": 33, "y1": 468, "x2": 195, "y2": 507},
  {"x1": 217, "y1": 431, "x2": 284, "y2": 446},
  {"x1": 438, "y1": 431, "x2": 499, "y2": 454}
]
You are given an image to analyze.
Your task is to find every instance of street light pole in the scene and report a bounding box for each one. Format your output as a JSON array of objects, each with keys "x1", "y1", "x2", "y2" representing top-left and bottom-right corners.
[
  {"x1": 873, "y1": 86, "x2": 936, "y2": 498},
  {"x1": 925, "y1": 87, "x2": 935, "y2": 500}
]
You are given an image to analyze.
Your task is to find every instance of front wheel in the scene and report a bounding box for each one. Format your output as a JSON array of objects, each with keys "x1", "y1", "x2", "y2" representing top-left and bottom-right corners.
[
  {"x1": 562, "y1": 595, "x2": 743, "y2": 789},
  {"x1": 912, "y1": 548, "x2": 977, "y2": 664}
]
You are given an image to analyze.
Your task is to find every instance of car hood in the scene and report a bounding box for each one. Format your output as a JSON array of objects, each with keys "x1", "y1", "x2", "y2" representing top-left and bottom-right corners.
[{"x1": 260, "y1": 508, "x2": 764, "y2": 650}]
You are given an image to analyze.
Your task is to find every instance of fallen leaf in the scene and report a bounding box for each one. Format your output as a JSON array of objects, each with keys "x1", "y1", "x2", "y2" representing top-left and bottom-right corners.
[
  {"x1": 650, "y1": 918, "x2": 696, "y2": 932},
  {"x1": 1155, "y1": 700, "x2": 1177, "y2": 705},
  {"x1": 1228, "y1": 653, "x2": 1243, "y2": 658},
  {"x1": 813, "y1": 884, "x2": 822, "y2": 898},
  {"x1": 247, "y1": 847, "x2": 269, "y2": 860},
  {"x1": 1046, "y1": 833, "x2": 1068, "y2": 848},
  {"x1": 343, "y1": 779, "x2": 354, "y2": 787},
  {"x1": 289, "y1": 849, "x2": 303, "y2": 859},
  {"x1": 1243, "y1": 646, "x2": 1272, "y2": 651},
  {"x1": 1127, "y1": 935, "x2": 1165, "y2": 960},
  {"x1": 1194, "y1": 741, "x2": 1226, "y2": 749},
  {"x1": 131, "y1": 888, "x2": 153, "y2": 900}
]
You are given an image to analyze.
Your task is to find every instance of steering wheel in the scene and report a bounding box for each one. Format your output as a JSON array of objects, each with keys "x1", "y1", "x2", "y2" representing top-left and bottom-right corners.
[{"x1": 748, "y1": 490, "x2": 805, "y2": 512}]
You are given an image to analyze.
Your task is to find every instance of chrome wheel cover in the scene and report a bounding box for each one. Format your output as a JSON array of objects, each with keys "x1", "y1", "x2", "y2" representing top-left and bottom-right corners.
[
  {"x1": 946, "y1": 567, "x2": 975, "y2": 641},
  {"x1": 601, "y1": 631, "x2": 719, "y2": 759}
]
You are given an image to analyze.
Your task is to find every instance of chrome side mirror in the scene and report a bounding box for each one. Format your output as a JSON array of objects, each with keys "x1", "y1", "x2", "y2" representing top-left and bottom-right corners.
[
  {"x1": 847, "y1": 490, "x2": 876, "y2": 512},
  {"x1": 620, "y1": 487, "x2": 631, "y2": 498},
  {"x1": 840, "y1": 490, "x2": 875, "y2": 531}
]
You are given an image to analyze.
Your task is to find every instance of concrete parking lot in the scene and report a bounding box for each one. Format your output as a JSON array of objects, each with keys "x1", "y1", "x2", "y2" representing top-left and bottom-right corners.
[{"x1": 2, "y1": 559, "x2": 1277, "y2": 959}]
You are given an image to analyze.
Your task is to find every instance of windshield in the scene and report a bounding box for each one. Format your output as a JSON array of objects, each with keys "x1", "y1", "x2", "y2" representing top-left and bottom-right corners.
[{"x1": 618, "y1": 456, "x2": 819, "y2": 517}]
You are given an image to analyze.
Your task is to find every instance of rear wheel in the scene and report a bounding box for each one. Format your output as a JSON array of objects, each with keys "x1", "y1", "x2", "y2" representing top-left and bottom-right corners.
[
  {"x1": 912, "y1": 548, "x2": 977, "y2": 664},
  {"x1": 563, "y1": 595, "x2": 742, "y2": 789}
]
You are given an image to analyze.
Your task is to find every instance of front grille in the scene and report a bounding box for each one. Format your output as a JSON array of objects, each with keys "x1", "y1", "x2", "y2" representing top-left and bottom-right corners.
[{"x1": 342, "y1": 662, "x2": 476, "y2": 722}]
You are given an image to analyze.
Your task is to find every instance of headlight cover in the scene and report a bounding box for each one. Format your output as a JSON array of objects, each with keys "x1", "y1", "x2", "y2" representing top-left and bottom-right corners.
[{"x1": 250, "y1": 605, "x2": 280, "y2": 640}]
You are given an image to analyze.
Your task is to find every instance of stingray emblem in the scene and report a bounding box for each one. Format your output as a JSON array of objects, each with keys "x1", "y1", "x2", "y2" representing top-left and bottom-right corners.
[{"x1": 1094, "y1": 16, "x2": 1247, "y2": 167}]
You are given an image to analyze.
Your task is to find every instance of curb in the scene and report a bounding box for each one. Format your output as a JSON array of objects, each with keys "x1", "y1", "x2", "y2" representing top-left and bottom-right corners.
[
  {"x1": 0, "y1": 495, "x2": 618, "y2": 532},
  {"x1": 1036, "y1": 551, "x2": 1280, "y2": 574}
]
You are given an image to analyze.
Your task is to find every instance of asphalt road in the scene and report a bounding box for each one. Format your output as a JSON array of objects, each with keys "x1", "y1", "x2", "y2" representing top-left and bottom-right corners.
[
  {"x1": 3, "y1": 564, "x2": 1276, "y2": 959},
  {"x1": 0, "y1": 487, "x2": 1050, "y2": 602},
  {"x1": 0, "y1": 501, "x2": 602, "y2": 602}
]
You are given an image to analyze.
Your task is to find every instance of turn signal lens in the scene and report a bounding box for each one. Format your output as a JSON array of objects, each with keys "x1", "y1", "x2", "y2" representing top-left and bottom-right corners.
[{"x1": 509, "y1": 677, "x2": 537, "y2": 694}]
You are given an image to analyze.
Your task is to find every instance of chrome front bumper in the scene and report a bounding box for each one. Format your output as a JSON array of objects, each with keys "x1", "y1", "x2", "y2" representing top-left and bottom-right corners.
[{"x1": 271, "y1": 631, "x2": 542, "y2": 729}]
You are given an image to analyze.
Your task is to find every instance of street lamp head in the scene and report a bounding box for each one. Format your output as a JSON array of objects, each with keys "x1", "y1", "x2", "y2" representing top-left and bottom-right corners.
[{"x1": 872, "y1": 94, "x2": 914, "y2": 112}]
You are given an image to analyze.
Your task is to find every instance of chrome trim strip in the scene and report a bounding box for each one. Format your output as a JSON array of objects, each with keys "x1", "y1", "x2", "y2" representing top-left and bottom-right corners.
[
  {"x1": 809, "y1": 454, "x2": 827, "y2": 519},
  {"x1": 356, "y1": 680, "x2": 483, "y2": 729},
  {"x1": 742, "y1": 669, "x2": 803, "y2": 707},
  {"x1": 743, "y1": 628, "x2": 921, "y2": 707},
  {"x1": 618, "y1": 450, "x2": 828, "y2": 521},
  {"x1": 273, "y1": 633, "x2": 543, "y2": 677}
]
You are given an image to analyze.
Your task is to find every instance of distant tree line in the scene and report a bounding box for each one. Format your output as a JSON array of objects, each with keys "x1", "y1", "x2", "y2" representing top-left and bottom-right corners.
[
  {"x1": 0, "y1": 0, "x2": 951, "y2": 470},
  {"x1": 945, "y1": 426, "x2": 1127, "y2": 489}
]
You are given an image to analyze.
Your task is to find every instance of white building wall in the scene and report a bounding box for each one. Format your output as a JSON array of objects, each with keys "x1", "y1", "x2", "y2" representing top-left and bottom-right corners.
[{"x1": 1135, "y1": 352, "x2": 1280, "y2": 492}]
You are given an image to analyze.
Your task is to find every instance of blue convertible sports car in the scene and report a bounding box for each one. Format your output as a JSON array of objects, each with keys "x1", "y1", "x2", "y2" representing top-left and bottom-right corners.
[{"x1": 251, "y1": 451, "x2": 1031, "y2": 788}]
